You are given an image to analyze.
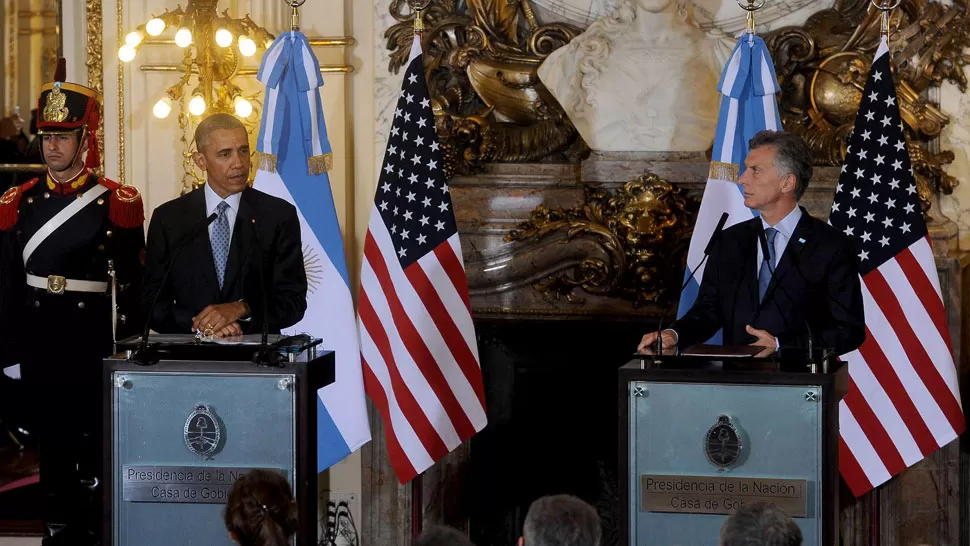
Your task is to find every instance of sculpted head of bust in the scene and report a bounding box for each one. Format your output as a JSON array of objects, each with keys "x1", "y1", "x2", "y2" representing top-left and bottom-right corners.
[{"x1": 638, "y1": 0, "x2": 673, "y2": 12}]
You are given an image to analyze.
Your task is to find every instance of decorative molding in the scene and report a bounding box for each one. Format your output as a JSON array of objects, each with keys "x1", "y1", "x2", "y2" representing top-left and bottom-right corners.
[
  {"x1": 136, "y1": 64, "x2": 355, "y2": 74},
  {"x1": 85, "y1": 0, "x2": 104, "y2": 173},
  {"x1": 504, "y1": 173, "x2": 699, "y2": 308},
  {"x1": 766, "y1": 0, "x2": 968, "y2": 206},
  {"x1": 383, "y1": 0, "x2": 584, "y2": 176}
]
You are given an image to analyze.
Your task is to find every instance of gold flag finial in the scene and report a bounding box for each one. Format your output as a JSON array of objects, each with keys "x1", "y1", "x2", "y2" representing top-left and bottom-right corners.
[
  {"x1": 283, "y1": 0, "x2": 307, "y2": 31},
  {"x1": 409, "y1": 0, "x2": 432, "y2": 37},
  {"x1": 870, "y1": 0, "x2": 902, "y2": 41},
  {"x1": 738, "y1": 0, "x2": 766, "y2": 35}
]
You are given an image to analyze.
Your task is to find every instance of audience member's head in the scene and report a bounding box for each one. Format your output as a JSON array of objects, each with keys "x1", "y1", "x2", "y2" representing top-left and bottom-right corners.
[
  {"x1": 224, "y1": 469, "x2": 298, "y2": 546},
  {"x1": 414, "y1": 524, "x2": 476, "y2": 546},
  {"x1": 519, "y1": 494, "x2": 601, "y2": 546},
  {"x1": 720, "y1": 502, "x2": 802, "y2": 546}
]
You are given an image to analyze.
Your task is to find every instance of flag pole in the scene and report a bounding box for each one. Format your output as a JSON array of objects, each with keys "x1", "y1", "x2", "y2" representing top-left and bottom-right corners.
[
  {"x1": 407, "y1": 2, "x2": 431, "y2": 537},
  {"x1": 866, "y1": 6, "x2": 899, "y2": 543}
]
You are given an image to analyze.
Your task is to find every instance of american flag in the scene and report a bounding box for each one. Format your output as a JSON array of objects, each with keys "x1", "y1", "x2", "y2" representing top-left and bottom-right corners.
[
  {"x1": 358, "y1": 36, "x2": 487, "y2": 483},
  {"x1": 829, "y1": 38, "x2": 964, "y2": 496}
]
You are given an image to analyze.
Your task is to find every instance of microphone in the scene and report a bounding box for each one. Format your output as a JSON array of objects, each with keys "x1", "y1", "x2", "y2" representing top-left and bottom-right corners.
[
  {"x1": 659, "y1": 212, "x2": 728, "y2": 355},
  {"x1": 246, "y1": 217, "x2": 283, "y2": 367},
  {"x1": 679, "y1": 212, "x2": 729, "y2": 293},
  {"x1": 133, "y1": 212, "x2": 219, "y2": 364}
]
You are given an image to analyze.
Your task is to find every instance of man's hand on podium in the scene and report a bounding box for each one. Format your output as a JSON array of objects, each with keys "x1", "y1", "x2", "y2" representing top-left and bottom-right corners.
[
  {"x1": 192, "y1": 302, "x2": 249, "y2": 336},
  {"x1": 215, "y1": 322, "x2": 243, "y2": 338},
  {"x1": 745, "y1": 325, "x2": 778, "y2": 351},
  {"x1": 636, "y1": 330, "x2": 678, "y2": 354}
]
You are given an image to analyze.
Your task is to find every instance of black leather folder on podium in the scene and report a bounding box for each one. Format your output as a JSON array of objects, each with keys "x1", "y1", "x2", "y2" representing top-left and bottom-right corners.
[
  {"x1": 620, "y1": 346, "x2": 846, "y2": 546},
  {"x1": 103, "y1": 334, "x2": 335, "y2": 546}
]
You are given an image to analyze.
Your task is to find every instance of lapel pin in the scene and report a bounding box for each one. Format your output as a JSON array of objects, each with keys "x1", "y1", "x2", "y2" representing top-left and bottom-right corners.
[{"x1": 798, "y1": 237, "x2": 806, "y2": 243}]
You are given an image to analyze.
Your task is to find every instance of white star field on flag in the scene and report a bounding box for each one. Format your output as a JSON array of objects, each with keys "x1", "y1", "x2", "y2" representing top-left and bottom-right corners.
[
  {"x1": 827, "y1": 55, "x2": 925, "y2": 274},
  {"x1": 375, "y1": 58, "x2": 457, "y2": 266}
]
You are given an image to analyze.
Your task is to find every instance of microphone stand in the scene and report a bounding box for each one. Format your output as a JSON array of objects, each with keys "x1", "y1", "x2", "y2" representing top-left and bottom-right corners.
[
  {"x1": 131, "y1": 212, "x2": 218, "y2": 365},
  {"x1": 660, "y1": 212, "x2": 729, "y2": 357},
  {"x1": 247, "y1": 217, "x2": 285, "y2": 367}
]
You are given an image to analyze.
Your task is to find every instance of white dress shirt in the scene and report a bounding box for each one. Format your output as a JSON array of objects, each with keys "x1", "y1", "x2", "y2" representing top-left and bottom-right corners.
[
  {"x1": 204, "y1": 182, "x2": 242, "y2": 244},
  {"x1": 757, "y1": 205, "x2": 802, "y2": 273},
  {"x1": 203, "y1": 182, "x2": 250, "y2": 320}
]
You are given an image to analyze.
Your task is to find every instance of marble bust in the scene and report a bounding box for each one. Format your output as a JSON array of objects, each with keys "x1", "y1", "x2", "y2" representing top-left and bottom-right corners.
[
  {"x1": 537, "y1": 0, "x2": 722, "y2": 152},
  {"x1": 536, "y1": 0, "x2": 832, "y2": 152}
]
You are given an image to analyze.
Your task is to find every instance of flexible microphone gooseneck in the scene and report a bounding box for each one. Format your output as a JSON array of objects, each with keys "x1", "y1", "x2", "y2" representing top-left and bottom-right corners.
[
  {"x1": 246, "y1": 217, "x2": 283, "y2": 367},
  {"x1": 679, "y1": 212, "x2": 730, "y2": 294},
  {"x1": 133, "y1": 212, "x2": 219, "y2": 364},
  {"x1": 663, "y1": 212, "x2": 729, "y2": 352}
]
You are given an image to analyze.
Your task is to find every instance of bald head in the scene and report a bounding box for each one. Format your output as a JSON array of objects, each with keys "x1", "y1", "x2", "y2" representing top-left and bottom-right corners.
[{"x1": 195, "y1": 113, "x2": 246, "y2": 153}]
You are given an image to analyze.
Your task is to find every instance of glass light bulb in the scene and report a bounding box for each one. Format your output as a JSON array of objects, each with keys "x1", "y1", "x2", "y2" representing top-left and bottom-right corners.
[
  {"x1": 215, "y1": 29, "x2": 233, "y2": 48},
  {"x1": 125, "y1": 31, "x2": 143, "y2": 48},
  {"x1": 118, "y1": 45, "x2": 136, "y2": 63},
  {"x1": 234, "y1": 97, "x2": 253, "y2": 118},
  {"x1": 188, "y1": 95, "x2": 207, "y2": 116},
  {"x1": 174, "y1": 28, "x2": 193, "y2": 48},
  {"x1": 152, "y1": 98, "x2": 173, "y2": 119},
  {"x1": 145, "y1": 18, "x2": 166, "y2": 36},
  {"x1": 238, "y1": 36, "x2": 257, "y2": 57}
]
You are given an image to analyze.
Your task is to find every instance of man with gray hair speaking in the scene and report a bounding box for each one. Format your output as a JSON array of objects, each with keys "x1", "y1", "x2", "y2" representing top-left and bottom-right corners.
[
  {"x1": 518, "y1": 494, "x2": 601, "y2": 546},
  {"x1": 638, "y1": 130, "x2": 865, "y2": 356}
]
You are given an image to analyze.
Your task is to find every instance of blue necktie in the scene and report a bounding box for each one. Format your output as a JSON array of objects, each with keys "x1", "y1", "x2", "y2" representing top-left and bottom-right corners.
[
  {"x1": 211, "y1": 201, "x2": 231, "y2": 289},
  {"x1": 758, "y1": 227, "x2": 778, "y2": 302}
]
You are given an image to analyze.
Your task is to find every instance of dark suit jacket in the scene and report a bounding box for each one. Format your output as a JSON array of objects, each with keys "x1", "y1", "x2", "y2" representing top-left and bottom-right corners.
[
  {"x1": 672, "y1": 209, "x2": 865, "y2": 355},
  {"x1": 142, "y1": 186, "x2": 307, "y2": 334}
]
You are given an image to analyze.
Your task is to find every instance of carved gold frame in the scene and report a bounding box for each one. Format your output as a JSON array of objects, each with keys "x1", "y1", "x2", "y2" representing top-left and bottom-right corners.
[
  {"x1": 84, "y1": 0, "x2": 126, "y2": 180},
  {"x1": 85, "y1": 0, "x2": 104, "y2": 174}
]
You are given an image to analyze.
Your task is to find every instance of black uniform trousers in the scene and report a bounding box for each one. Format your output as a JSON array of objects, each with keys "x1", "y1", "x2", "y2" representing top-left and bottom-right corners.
[{"x1": 20, "y1": 290, "x2": 112, "y2": 541}]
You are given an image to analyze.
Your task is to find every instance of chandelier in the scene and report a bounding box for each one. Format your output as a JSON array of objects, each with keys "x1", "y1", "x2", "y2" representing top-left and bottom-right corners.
[{"x1": 117, "y1": 0, "x2": 276, "y2": 121}]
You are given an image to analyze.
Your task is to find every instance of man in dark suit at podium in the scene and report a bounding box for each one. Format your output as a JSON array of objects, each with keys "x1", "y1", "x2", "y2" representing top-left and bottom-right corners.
[
  {"x1": 638, "y1": 130, "x2": 865, "y2": 355},
  {"x1": 142, "y1": 113, "x2": 307, "y2": 338}
]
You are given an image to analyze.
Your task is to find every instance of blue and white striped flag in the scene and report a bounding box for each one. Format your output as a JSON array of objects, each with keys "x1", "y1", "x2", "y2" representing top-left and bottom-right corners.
[
  {"x1": 253, "y1": 31, "x2": 370, "y2": 471},
  {"x1": 677, "y1": 35, "x2": 782, "y2": 337}
]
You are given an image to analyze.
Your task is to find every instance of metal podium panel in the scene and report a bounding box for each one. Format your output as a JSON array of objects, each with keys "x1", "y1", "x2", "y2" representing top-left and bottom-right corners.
[
  {"x1": 628, "y1": 381, "x2": 822, "y2": 545},
  {"x1": 111, "y1": 371, "x2": 297, "y2": 546}
]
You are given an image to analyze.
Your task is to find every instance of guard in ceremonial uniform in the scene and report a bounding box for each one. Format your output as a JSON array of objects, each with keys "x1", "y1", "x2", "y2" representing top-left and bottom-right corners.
[{"x1": 0, "y1": 61, "x2": 144, "y2": 545}]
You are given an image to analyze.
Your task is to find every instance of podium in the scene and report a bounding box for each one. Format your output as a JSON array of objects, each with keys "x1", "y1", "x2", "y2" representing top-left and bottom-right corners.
[
  {"x1": 102, "y1": 335, "x2": 334, "y2": 546},
  {"x1": 619, "y1": 347, "x2": 847, "y2": 546}
]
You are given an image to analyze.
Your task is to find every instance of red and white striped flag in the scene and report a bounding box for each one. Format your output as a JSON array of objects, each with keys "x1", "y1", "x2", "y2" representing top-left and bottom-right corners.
[
  {"x1": 829, "y1": 37, "x2": 964, "y2": 496},
  {"x1": 358, "y1": 36, "x2": 487, "y2": 483}
]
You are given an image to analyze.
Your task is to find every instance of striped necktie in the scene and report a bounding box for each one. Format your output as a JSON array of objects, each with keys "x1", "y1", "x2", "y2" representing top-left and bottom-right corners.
[{"x1": 758, "y1": 227, "x2": 778, "y2": 302}]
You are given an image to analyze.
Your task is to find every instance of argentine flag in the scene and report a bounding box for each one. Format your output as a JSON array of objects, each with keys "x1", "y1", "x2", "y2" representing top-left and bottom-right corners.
[
  {"x1": 677, "y1": 34, "x2": 782, "y2": 335},
  {"x1": 253, "y1": 31, "x2": 370, "y2": 470}
]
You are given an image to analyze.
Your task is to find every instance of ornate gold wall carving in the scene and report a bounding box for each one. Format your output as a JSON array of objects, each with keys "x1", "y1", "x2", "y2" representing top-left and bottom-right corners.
[
  {"x1": 505, "y1": 174, "x2": 698, "y2": 307},
  {"x1": 85, "y1": 0, "x2": 104, "y2": 173},
  {"x1": 767, "y1": 0, "x2": 968, "y2": 206},
  {"x1": 385, "y1": 0, "x2": 585, "y2": 176},
  {"x1": 116, "y1": 0, "x2": 125, "y2": 183}
]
